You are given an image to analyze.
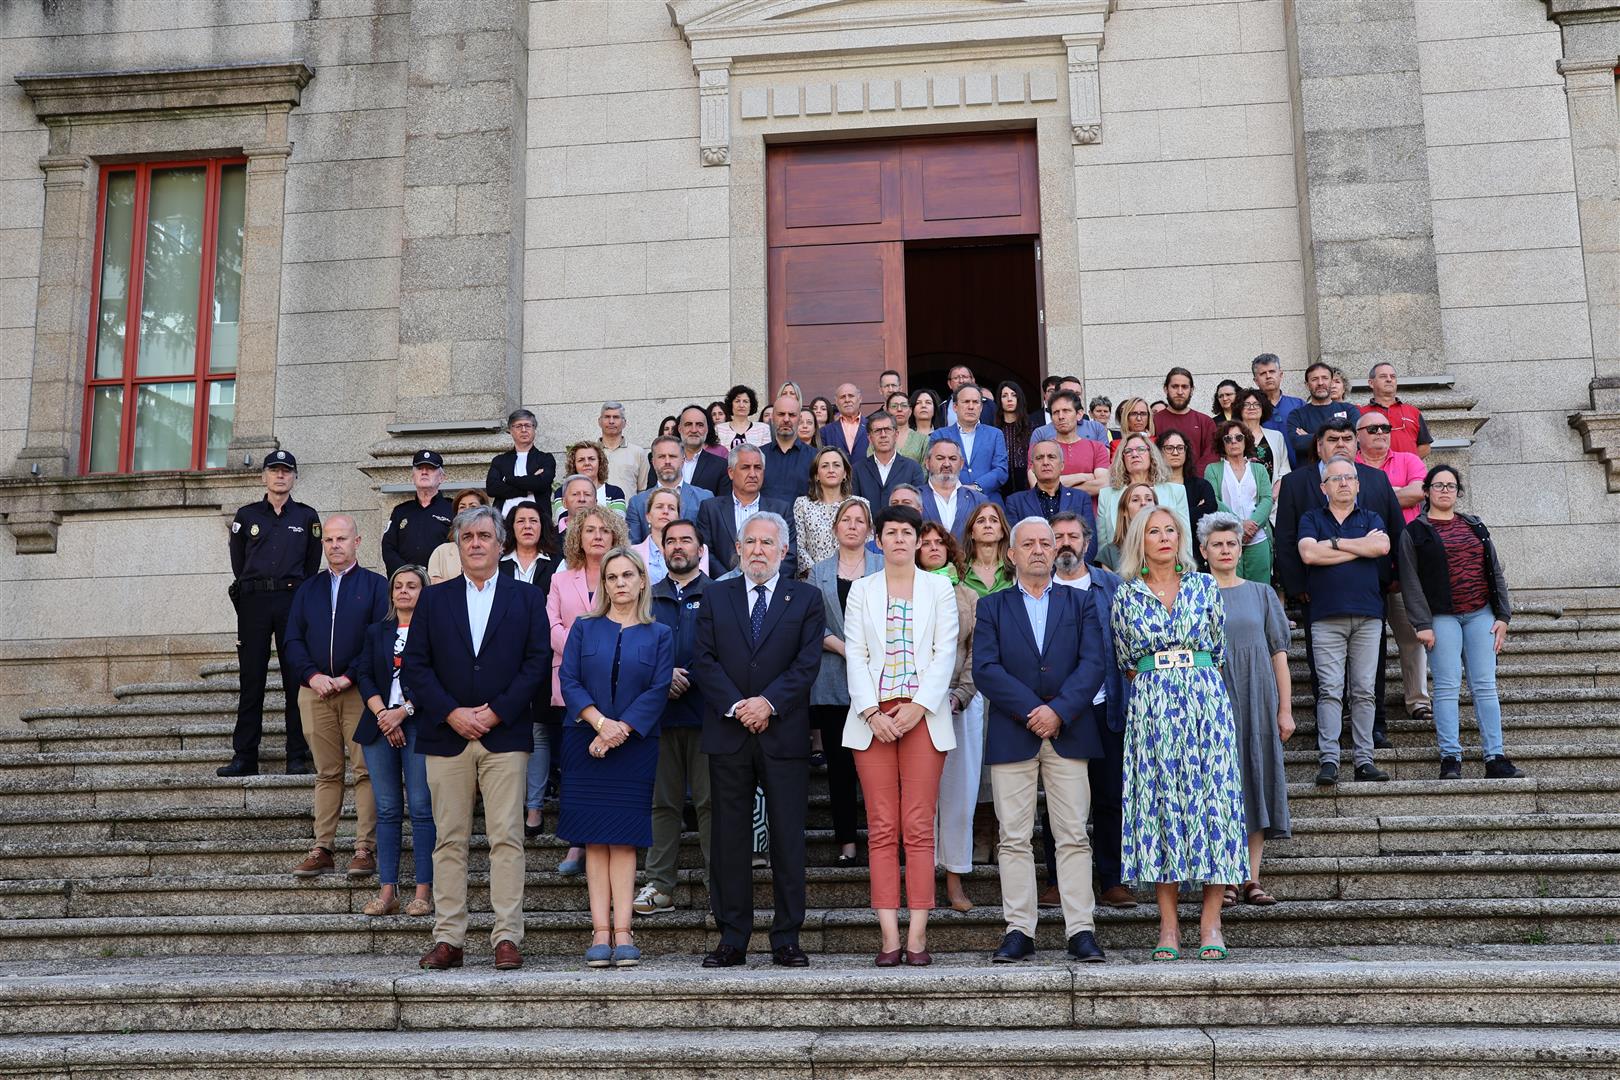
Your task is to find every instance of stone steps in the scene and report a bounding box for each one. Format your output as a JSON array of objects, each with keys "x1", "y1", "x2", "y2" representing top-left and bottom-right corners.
[
  {"x1": 0, "y1": 953, "x2": 1615, "y2": 1035},
  {"x1": 2, "y1": 896, "x2": 1618, "y2": 960},
  {"x1": 3, "y1": 851, "x2": 1616, "y2": 920},
  {"x1": 4, "y1": 1022, "x2": 1617, "y2": 1079}
]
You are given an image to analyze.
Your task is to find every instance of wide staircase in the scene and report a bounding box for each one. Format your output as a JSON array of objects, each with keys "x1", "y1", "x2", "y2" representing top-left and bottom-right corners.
[{"x1": 1, "y1": 605, "x2": 1618, "y2": 1076}]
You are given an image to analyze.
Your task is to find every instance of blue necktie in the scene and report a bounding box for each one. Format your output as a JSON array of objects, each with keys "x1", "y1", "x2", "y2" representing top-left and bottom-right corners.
[{"x1": 750, "y1": 584, "x2": 768, "y2": 641}]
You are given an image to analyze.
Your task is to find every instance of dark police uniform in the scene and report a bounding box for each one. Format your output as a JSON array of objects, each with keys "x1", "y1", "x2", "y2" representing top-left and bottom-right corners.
[
  {"x1": 381, "y1": 450, "x2": 454, "y2": 574},
  {"x1": 225, "y1": 450, "x2": 322, "y2": 773}
]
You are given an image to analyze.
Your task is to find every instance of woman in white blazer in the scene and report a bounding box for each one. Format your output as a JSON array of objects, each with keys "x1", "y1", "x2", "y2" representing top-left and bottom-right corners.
[{"x1": 843, "y1": 504, "x2": 960, "y2": 967}]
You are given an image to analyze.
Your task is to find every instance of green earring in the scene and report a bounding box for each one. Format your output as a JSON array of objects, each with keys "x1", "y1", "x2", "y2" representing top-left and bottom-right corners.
[
  {"x1": 1140, "y1": 566, "x2": 1149, "y2": 577},
  {"x1": 1174, "y1": 562, "x2": 1184, "y2": 573}
]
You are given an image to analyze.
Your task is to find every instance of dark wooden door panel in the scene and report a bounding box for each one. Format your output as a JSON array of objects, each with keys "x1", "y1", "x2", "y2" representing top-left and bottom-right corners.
[
  {"x1": 769, "y1": 242, "x2": 906, "y2": 401},
  {"x1": 901, "y1": 132, "x2": 1040, "y2": 239},
  {"x1": 768, "y1": 143, "x2": 902, "y2": 247}
]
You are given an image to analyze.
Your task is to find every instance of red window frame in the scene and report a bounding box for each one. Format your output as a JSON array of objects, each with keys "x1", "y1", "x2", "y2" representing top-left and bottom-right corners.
[{"x1": 80, "y1": 156, "x2": 246, "y2": 475}]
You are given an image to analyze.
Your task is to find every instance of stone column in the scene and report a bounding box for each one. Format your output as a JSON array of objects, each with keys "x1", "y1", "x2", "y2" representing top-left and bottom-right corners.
[
  {"x1": 369, "y1": 0, "x2": 530, "y2": 487},
  {"x1": 14, "y1": 154, "x2": 95, "y2": 478},
  {"x1": 1288, "y1": 0, "x2": 1447, "y2": 380},
  {"x1": 233, "y1": 138, "x2": 293, "y2": 461}
]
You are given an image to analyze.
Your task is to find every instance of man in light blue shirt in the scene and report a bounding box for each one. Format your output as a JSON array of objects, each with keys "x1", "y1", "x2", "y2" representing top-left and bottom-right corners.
[{"x1": 1028, "y1": 375, "x2": 1109, "y2": 446}]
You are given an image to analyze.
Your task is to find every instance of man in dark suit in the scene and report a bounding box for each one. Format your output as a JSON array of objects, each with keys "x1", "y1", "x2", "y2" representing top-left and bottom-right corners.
[
  {"x1": 918, "y1": 438, "x2": 987, "y2": 542},
  {"x1": 677, "y1": 404, "x2": 731, "y2": 499},
  {"x1": 485, "y1": 409, "x2": 556, "y2": 522},
  {"x1": 820, "y1": 382, "x2": 870, "y2": 460},
  {"x1": 1006, "y1": 439, "x2": 1099, "y2": 563},
  {"x1": 690, "y1": 512, "x2": 825, "y2": 968},
  {"x1": 696, "y1": 444, "x2": 798, "y2": 580},
  {"x1": 1275, "y1": 416, "x2": 1404, "y2": 746},
  {"x1": 402, "y1": 504, "x2": 551, "y2": 973},
  {"x1": 973, "y1": 515, "x2": 1108, "y2": 965},
  {"x1": 852, "y1": 411, "x2": 925, "y2": 507}
]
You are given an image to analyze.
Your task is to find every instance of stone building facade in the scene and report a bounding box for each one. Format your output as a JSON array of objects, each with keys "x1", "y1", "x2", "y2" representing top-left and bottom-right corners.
[{"x1": 0, "y1": 0, "x2": 1615, "y2": 723}]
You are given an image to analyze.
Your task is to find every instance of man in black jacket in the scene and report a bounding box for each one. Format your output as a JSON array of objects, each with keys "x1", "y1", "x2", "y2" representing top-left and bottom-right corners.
[
  {"x1": 1275, "y1": 417, "x2": 1404, "y2": 746},
  {"x1": 485, "y1": 409, "x2": 555, "y2": 521},
  {"x1": 690, "y1": 512, "x2": 824, "y2": 968},
  {"x1": 382, "y1": 449, "x2": 454, "y2": 574}
]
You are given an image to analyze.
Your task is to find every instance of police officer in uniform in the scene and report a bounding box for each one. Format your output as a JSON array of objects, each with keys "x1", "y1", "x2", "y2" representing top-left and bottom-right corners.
[
  {"x1": 220, "y1": 450, "x2": 322, "y2": 777},
  {"x1": 381, "y1": 450, "x2": 454, "y2": 575}
]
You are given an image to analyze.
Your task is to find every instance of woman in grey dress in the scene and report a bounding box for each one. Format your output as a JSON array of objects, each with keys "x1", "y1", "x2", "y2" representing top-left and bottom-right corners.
[{"x1": 1199, "y1": 512, "x2": 1295, "y2": 906}]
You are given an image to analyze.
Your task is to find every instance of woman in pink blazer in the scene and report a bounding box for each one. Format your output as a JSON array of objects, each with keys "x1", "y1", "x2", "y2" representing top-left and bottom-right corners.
[{"x1": 546, "y1": 506, "x2": 629, "y2": 874}]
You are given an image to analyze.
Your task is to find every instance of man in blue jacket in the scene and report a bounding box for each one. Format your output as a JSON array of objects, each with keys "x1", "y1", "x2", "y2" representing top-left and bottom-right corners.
[
  {"x1": 637, "y1": 518, "x2": 712, "y2": 915},
  {"x1": 973, "y1": 515, "x2": 1108, "y2": 964},
  {"x1": 929, "y1": 383, "x2": 1009, "y2": 498},
  {"x1": 283, "y1": 513, "x2": 389, "y2": 880},
  {"x1": 404, "y1": 505, "x2": 551, "y2": 972}
]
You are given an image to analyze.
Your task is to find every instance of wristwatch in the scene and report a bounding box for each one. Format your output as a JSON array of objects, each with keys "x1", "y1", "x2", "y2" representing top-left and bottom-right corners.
[
  {"x1": 402, "y1": 701, "x2": 415, "y2": 717},
  {"x1": 1330, "y1": 537, "x2": 1340, "y2": 551}
]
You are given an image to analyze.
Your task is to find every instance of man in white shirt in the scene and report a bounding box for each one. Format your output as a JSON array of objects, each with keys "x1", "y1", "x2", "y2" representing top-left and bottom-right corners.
[
  {"x1": 597, "y1": 401, "x2": 648, "y2": 495},
  {"x1": 852, "y1": 411, "x2": 925, "y2": 506},
  {"x1": 695, "y1": 444, "x2": 796, "y2": 579},
  {"x1": 919, "y1": 439, "x2": 985, "y2": 542},
  {"x1": 942, "y1": 363, "x2": 976, "y2": 426}
]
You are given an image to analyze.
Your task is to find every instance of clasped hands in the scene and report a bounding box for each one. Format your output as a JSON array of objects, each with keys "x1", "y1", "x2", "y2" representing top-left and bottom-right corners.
[
  {"x1": 1025, "y1": 703, "x2": 1061, "y2": 740},
  {"x1": 307, "y1": 673, "x2": 352, "y2": 700},
  {"x1": 731, "y1": 696, "x2": 773, "y2": 734},
  {"x1": 589, "y1": 717, "x2": 632, "y2": 758},
  {"x1": 447, "y1": 704, "x2": 502, "y2": 740},
  {"x1": 867, "y1": 701, "x2": 926, "y2": 743}
]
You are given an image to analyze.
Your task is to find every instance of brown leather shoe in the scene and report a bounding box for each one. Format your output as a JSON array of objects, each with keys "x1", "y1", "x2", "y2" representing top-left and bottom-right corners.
[
  {"x1": 291, "y1": 847, "x2": 334, "y2": 878},
  {"x1": 1037, "y1": 882, "x2": 1061, "y2": 907},
  {"x1": 347, "y1": 848, "x2": 377, "y2": 878},
  {"x1": 419, "y1": 942, "x2": 463, "y2": 970},
  {"x1": 493, "y1": 939, "x2": 523, "y2": 970},
  {"x1": 1099, "y1": 884, "x2": 1138, "y2": 908}
]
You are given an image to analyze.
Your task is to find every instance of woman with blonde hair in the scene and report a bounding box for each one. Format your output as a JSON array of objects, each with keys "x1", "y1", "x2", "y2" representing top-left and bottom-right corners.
[
  {"x1": 1112, "y1": 506, "x2": 1247, "y2": 961},
  {"x1": 1110, "y1": 397, "x2": 1155, "y2": 457},
  {"x1": 557, "y1": 441, "x2": 627, "y2": 519},
  {"x1": 558, "y1": 546, "x2": 674, "y2": 968},
  {"x1": 1097, "y1": 432, "x2": 1189, "y2": 536},
  {"x1": 547, "y1": 504, "x2": 631, "y2": 876},
  {"x1": 1094, "y1": 481, "x2": 1158, "y2": 572}
]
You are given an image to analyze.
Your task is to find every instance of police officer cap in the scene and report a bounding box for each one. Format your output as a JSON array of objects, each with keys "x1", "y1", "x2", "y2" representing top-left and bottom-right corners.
[
  {"x1": 412, "y1": 449, "x2": 445, "y2": 469},
  {"x1": 264, "y1": 449, "x2": 298, "y2": 472}
]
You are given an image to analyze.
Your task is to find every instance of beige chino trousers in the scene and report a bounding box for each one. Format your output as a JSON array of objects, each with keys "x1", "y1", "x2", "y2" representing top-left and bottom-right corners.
[
  {"x1": 426, "y1": 740, "x2": 529, "y2": 948},
  {"x1": 297, "y1": 686, "x2": 375, "y2": 852}
]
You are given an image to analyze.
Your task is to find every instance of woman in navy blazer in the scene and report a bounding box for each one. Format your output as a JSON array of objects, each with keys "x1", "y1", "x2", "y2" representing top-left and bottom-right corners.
[
  {"x1": 558, "y1": 546, "x2": 675, "y2": 968},
  {"x1": 352, "y1": 565, "x2": 435, "y2": 918}
]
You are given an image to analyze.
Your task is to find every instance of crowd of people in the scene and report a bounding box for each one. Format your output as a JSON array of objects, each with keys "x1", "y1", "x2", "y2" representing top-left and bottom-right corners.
[{"x1": 219, "y1": 354, "x2": 1524, "y2": 971}]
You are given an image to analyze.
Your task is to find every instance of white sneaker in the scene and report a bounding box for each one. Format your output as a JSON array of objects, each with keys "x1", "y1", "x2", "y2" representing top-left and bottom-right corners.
[{"x1": 633, "y1": 883, "x2": 673, "y2": 914}]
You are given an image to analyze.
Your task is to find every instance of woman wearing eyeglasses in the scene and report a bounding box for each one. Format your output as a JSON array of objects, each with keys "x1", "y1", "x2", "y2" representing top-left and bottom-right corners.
[
  {"x1": 1204, "y1": 420, "x2": 1273, "y2": 584},
  {"x1": 1397, "y1": 465, "x2": 1524, "y2": 782}
]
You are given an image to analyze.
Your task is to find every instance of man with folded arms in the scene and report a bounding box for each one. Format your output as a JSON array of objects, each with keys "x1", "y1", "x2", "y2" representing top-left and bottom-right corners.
[
  {"x1": 973, "y1": 516, "x2": 1109, "y2": 964},
  {"x1": 404, "y1": 505, "x2": 551, "y2": 971}
]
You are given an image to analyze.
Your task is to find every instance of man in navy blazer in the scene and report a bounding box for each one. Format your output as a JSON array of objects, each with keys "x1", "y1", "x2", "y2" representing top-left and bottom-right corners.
[
  {"x1": 973, "y1": 515, "x2": 1108, "y2": 965},
  {"x1": 677, "y1": 405, "x2": 732, "y2": 499},
  {"x1": 626, "y1": 435, "x2": 713, "y2": 543},
  {"x1": 403, "y1": 505, "x2": 551, "y2": 973},
  {"x1": 696, "y1": 444, "x2": 798, "y2": 580},
  {"x1": 1051, "y1": 512, "x2": 1134, "y2": 909},
  {"x1": 690, "y1": 512, "x2": 825, "y2": 969},
  {"x1": 929, "y1": 384, "x2": 1009, "y2": 497},
  {"x1": 819, "y1": 382, "x2": 870, "y2": 460},
  {"x1": 852, "y1": 411, "x2": 925, "y2": 507},
  {"x1": 284, "y1": 513, "x2": 389, "y2": 879},
  {"x1": 918, "y1": 439, "x2": 988, "y2": 543},
  {"x1": 1005, "y1": 439, "x2": 1099, "y2": 564}
]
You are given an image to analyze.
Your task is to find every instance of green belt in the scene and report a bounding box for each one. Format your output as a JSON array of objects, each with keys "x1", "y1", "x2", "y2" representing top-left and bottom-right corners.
[{"x1": 1134, "y1": 650, "x2": 1215, "y2": 673}]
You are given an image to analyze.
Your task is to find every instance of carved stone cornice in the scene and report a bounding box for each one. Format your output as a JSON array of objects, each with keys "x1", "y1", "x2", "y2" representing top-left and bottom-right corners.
[
  {"x1": 1569, "y1": 408, "x2": 1620, "y2": 493},
  {"x1": 0, "y1": 470, "x2": 265, "y2": 554},
  {"x1": 15, "y1": 61, "x2": 313, "y2": 123}
]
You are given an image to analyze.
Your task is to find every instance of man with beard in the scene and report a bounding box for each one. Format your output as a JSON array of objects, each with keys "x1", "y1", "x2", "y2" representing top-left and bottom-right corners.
[
  {"x1": 919, "y1": 439, "x2": 987, "y2": 543},
  {"x1": 1288, "y1": 362, "x2": 1361, "y2": 465},
  {"x1": 1154, "y1": 367, "x2": 1219, "y2": 475},
  {"x1": 637, "y1": 518, "x2": 713, "y2": 914},
  {"x1": 1050, "y1": 512, "x2": 1134, "y2": 909},
  {"x1": 761, "y1": 393, "x2": 818, "y2": 504},
  {"x1": 626, "y1": 435, "x2": 713, "y2": 543}
]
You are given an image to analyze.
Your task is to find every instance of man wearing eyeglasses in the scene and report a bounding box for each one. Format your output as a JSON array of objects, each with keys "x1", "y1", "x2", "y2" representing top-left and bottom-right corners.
[
  {"x1": 1297, "y1": 459, "x2": 1392, "y2": 786},
  {"x1": 1357, "y1": 411, "x2": 1433, "y2": 728}
]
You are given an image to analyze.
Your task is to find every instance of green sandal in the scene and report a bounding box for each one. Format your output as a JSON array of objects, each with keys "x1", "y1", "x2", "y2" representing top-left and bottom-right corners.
[
  {"x1": 1199, "y1": 943, "x2": 1229, "y2": 961},
  {"x1": 1151, "y1": 946, "x2": 1180, "y2": 962}
]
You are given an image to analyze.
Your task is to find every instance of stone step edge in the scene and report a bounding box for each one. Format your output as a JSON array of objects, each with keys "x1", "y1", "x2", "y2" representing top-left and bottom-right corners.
[
  {"x1": 1, "y1": 896, "x2": 1617, "y2": 939},
  {"x1": 2, "y1": 1024, "x2": 1619, "y2": 1069},
  {"x1": 3, "y1": 850, "x2": 1616, "y2": 897}
]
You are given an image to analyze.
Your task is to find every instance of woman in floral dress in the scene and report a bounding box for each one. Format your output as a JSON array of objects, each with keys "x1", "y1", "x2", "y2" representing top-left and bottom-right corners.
[{"x1": 1111, "y1": 505, "x2": 1249, "y2": 961}]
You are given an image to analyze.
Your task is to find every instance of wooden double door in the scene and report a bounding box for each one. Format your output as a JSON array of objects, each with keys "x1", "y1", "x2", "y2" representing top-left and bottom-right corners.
[{"x1": 766, "y1": 130, "x2": 1042, "y2": 402}]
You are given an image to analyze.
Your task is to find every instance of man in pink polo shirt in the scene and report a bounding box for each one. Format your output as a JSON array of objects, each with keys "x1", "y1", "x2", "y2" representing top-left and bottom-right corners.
[
  {"x1": 1357, "y1": 409, "x2": 1432, "y2": 725},
  {"x1": 1031, "y1": 389, "x2": 1111, "y2": 509}
]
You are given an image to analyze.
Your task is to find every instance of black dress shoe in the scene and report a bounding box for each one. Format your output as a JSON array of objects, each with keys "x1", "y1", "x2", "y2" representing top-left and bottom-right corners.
[
  {"x1": 524, "y1": 816, "x2": 545, "y2": 839},
  {"x1": 702, "y1": 944, "x2": 746, "y2": 968},
  {"x1": 1067, "y1": 930, "x2": 1106, "y2": 963},
  {"x1": 216, "y1": 758, "x2": 258, "y2": 777},
  {"x1": 991, "y1": 929, "x2": 1035, "y2": 963},
  {"x1": 1372, "y1": 729, "x2": 1394, "y2": 750},
  {"x1": 1314, "y1": 761, "x2": 1338, "y2": 786},
  {"x1": 1353, "y1": 763, "x2": 1390, "y2": 782},
  {"x1": 771, "y1": 943, "x2": 810, "y2": 967},
  {"x1": 285, "y1": 758, "x2": 314, "y2": 776}
]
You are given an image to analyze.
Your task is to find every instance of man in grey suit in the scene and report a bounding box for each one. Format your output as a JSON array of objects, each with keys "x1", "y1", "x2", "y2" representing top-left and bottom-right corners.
[
  {"x1": 696, "y1": 444, "x2": 798, "y2": 580},
  {"x1": 627, "y1": 434, "x2": 714, "y2": 543}
]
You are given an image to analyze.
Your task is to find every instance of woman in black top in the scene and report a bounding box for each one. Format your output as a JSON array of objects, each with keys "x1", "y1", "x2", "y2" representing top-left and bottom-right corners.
[
  {"x1": 992, "y1": 380, "x2": 1033, "y2": 498},
  {"x1": 1156, "y1": 429, "x2": 1218, "y2": 568}
]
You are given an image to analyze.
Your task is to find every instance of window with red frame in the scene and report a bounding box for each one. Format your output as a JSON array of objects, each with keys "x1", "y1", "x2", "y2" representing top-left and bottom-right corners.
[{"x1": 82, "y1": 158, "x2": 246, "y2": 474}]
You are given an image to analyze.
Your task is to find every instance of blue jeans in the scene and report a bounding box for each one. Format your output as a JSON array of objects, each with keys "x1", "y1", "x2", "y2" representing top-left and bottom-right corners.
[
  {"x1": 359, "y1": 720, "x2": 434, "y2": 886},
  {"x1": 1428, "y1": 605, "x2": 1504, "y2": 759},
  {"x1": 526, "y1": 720, "x2": 552, "y2": 812}
]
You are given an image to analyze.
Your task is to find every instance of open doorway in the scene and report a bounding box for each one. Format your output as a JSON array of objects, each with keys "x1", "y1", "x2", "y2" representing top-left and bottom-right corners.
[{"x1": 904, "y1": 241, "x2": 1043, "y2": 407}]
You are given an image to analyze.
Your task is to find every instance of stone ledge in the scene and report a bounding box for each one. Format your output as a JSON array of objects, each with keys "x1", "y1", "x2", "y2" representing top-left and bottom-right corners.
[
  {"x1": 1568, "y1": 409, "x2": 1620, "y2": 493},
  {"x1": 15, "y1": 61, "x2": 313, "y2": 122},
  {"x1": 0, "y1": 469, "x2": 265, "y2": 554}
]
